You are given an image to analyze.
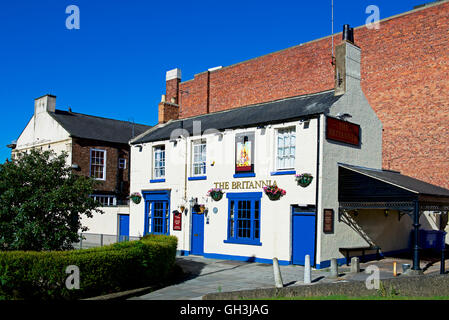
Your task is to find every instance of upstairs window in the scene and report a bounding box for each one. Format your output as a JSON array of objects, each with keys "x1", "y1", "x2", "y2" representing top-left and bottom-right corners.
[
  {"x1": 90, "y1": 149, "x2": 106, "y2": 180},
  {"x1": 119, "y1": 158, "x2": 126, "y2": 169},
  {"x1": 276, "y1": 127, "x2": 296, "y2": 170},
  {"x1": 192, "y1": 140, "x2": 206, "y2": 176},
  {"x1": 153, "y1": 145, "x2": 165, "y2": 179}
]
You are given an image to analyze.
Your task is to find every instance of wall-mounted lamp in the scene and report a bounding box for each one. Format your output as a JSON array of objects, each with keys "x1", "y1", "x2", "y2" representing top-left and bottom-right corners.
[
  {"x1": 384, "y1": 209, "x2": 389, "y2": 217},
  {"x1": 336, "y1": 113, "x2": 352, "y2": 121},
  {"x1": 135, "y1": 145, "x2": 143, "y2": 152},
  {"x1": 257, "y1": 125, "x2": 267, "y2": 135},
  {"x1": 215, "y1": 132, "x2": 224, "y2": 141},
  {"x1": 352, "y1": 209, "x2": 359, "y2": 217}
]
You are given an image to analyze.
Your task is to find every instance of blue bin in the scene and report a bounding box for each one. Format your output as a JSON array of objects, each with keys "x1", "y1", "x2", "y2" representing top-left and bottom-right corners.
[{"x1": 418, "y1": 230, "x2": 446, "y2": 250}]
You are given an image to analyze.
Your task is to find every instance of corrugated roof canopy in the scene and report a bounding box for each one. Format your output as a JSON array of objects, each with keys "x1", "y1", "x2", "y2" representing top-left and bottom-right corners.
[{"x1": 339, "y1": 164, "x2": 449, "y2": 201}]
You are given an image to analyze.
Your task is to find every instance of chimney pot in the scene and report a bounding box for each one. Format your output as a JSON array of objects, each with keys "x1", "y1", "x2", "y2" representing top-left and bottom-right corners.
[{"x1": 342, "y1": 24, "x2": 355, "y2": 43}]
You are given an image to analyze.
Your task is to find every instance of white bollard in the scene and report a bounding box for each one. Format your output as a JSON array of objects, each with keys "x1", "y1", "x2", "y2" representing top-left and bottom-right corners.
[
  {"x1": 304, "y1": 255, "x2": 311, "y2": 284},
  {"x1": 350, "y1": 257, "x2": 360, "y2": 273},
  {"x1": 330, "y1": 258, "x2": 338, "y2": 279},
  {"x1": 273, "y1": 258, "x2": 284, "y2": 288}
]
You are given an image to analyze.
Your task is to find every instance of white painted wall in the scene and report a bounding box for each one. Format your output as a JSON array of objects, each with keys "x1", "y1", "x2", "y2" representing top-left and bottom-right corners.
[
  {"x1": 318, "y1": 79, "x2": 384, "y2": 263},
  {"x1": 80, "y1": 205, "x2": 130, "y2": 236},
  {"x1": 13, "y1": 103, "x2": 72, "y2": 165},
  {"x1": 130, "y1": 119, "x2": 319, "y2": 263}
]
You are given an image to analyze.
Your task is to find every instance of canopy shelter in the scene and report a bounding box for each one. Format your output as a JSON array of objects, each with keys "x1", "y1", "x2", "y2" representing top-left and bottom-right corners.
[{"x1": 338, "y1": 164, "x2": 449, "y2": 272}]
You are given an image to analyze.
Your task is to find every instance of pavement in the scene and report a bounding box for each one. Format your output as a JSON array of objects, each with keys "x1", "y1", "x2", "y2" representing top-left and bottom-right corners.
[{"x1": 129, "y1": 254, "x2": 447, "y2": 300}]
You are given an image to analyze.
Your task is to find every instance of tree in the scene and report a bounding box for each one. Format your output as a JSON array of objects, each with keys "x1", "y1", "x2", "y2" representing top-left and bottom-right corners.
[{"x1": 0, "y1": 149, "x2": 102, "y2": 251}]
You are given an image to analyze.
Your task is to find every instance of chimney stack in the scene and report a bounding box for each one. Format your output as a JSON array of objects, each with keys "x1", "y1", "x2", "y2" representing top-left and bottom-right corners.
[
  {"x1": 34, "y1": 94, "x2": 56, "y2": 115},
  {"x1": 334, "y1": 25, "x2": 361, "y2": 96},
  {"x1": 165, "y1": 68, "x2": 181, "y2": 104},
  {"x1": 158, "y1": 69, "x2": 181, "y2": 124}
]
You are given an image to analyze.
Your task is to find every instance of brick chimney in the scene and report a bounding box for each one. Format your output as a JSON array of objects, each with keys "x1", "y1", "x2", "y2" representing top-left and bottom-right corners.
[
  {"x1": 334, "y1": 25, "x2": 361, "y2": 96},
  {"x1": 165, "y1": 68, "x2": 181, "y2": 104},
  {"x1": 158, "y1": 69, "x2": 181, "y2": 123}
]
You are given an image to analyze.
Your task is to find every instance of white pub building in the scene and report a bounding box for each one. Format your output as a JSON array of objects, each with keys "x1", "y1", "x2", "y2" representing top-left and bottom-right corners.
[{"x1": 128, "y1": 33, "x2": 449, "y2": 269}]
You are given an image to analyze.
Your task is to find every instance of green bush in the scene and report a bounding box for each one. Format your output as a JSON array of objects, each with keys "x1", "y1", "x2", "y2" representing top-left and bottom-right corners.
[{"x1": 0, "y1": 235, "x2": 177, "y2": 300}]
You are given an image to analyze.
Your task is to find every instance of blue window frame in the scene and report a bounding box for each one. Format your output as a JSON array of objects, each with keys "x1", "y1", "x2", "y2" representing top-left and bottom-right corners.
[
  {"x1": 143, "y1": 190, "x2": 170, "y2": 235},
  {"x1": 224, "y1": 192, "x2": 262, "y2": 246}
]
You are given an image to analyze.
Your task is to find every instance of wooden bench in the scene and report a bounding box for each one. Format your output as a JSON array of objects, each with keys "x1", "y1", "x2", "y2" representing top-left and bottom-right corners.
[{"x1": 340, "y1": 246, "x2": 381, "y2": 266}]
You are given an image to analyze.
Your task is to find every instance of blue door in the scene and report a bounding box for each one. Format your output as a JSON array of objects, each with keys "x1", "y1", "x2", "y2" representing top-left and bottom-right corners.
[
  {"x1": 291, "y1": 208, "x2": 316, "y2": 265},
  {"x1": 118, "y1": 214, "x2": 129, "y2": 242},
  {"x1": 191, "y1": 208, "x2": 204, "y2": 255},
  {"x1": 143, "y1": 191, "x2": 171, "y2": 236}
]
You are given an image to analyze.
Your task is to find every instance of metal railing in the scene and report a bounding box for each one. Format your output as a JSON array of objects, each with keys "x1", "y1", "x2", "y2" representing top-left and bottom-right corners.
[{"x1": 73, "y1": 233, "x2": 141, "y2": 249}]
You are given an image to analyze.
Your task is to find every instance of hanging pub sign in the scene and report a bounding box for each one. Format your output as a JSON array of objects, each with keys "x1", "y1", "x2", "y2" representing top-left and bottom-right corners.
[
  {"x1": 173, "y1": 210, "x2": 182, "y2": 231},
  {"x1": 326, "y1": 116, "x2": 360, "y2": 146},
  {"x1": 235, "y1": 132, "x2": 255, "y2": 173}
]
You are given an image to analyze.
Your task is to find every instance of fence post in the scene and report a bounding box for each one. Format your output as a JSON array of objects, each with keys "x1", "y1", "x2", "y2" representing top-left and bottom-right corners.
[
  {"x1": 100, "y1": 234, "x2": 104, "y2": 247},
  {"x1": 79, "y1": 233, "x2": 83, "y2": 250}
]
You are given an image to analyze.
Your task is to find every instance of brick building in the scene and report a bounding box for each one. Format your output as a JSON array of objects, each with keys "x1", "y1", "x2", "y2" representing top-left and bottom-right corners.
[
  {"x1": 8, "y1": 94, "x2": 152, "y2": 237},
  {"x1": 159, "y1": 0, "x2": 449, "y2": 189}
]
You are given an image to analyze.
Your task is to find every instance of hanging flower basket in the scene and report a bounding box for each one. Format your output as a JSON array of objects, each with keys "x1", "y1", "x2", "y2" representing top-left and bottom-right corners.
[
  {"x1": 129, "y1": 192, "x2": 142, "y2": 204},
  {"x1": 296, "y1": 173, "x2": 314, "y2": 188},
  {"x1": 207, "y1": 188, "x2": 224, "y2": 201},
  {"x1": 263, "y1": 185, "x2": 286, "y2": 201}
]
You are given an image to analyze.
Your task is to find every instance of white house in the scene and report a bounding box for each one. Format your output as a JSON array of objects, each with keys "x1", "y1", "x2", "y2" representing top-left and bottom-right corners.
[{"x1": 8, "y1": 94, "x2": 152, "y2": 241}]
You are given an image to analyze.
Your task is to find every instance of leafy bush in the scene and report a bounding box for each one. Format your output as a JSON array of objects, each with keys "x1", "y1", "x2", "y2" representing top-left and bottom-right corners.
[
  {"x1": 0, "y1": 235, "x2": 177, "y2": 300},
  {"x1": 0, "y1": 149, "x2": 102, "y2": 251}
]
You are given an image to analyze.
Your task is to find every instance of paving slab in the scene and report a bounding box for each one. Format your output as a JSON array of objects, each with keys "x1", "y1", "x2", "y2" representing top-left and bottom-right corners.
[{"x1": 132, "y1": 255, "x2": 447, "y2": 300}]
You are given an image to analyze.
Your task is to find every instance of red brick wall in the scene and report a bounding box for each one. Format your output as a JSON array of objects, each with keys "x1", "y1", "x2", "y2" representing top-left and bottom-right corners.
[
  {"x1": 172, "y1": 2, "x2": 449, "y2": 188},
  {"x1": 158, "y1": 102, "x2": 179, "y2": 123},
  {"x1": 166, "y1": 78, "x2": 180, "y2": 104},
  {"x1": 71, "y1": 138, "x2": 130, "y2": 199}
]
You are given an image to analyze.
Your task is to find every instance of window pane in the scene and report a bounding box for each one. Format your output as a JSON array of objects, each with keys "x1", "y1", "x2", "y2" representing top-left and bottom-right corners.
[
  {"x1": 91, "y1": 150, "x2": 105, "y2": 179},
  {"x1": 276, "y1": 128, "x2": 295, "y2": 170},
  {"x1": 192, "y1": 141, "x2": 207, "y2": 176}
]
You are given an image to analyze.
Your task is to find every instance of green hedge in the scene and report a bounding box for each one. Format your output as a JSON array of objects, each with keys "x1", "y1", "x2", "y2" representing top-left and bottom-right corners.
[{"x1": 0, "y1": 235, "x2": 177, "y2": 300}]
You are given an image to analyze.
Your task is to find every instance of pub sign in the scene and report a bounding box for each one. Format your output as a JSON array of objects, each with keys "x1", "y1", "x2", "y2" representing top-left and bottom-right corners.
[{"x1": 326, "y1": 116, "x2": 360, "y2": 146}]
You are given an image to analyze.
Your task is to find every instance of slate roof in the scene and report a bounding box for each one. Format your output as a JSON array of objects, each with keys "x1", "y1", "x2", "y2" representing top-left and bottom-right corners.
[
  {"x1": 49, "y1": 110, "x2": 152, "y2": 144},
  {"x1": 131, "y1": 90, "x2": 341, "y2": 144},
  {"x1": 339, "y1": 164, "x2": 449, "y2": 198}
]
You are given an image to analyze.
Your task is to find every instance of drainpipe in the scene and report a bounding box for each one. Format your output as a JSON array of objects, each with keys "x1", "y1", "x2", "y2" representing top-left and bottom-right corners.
[
  {"x1": 183, "y1": 131, "x2": 188, "y2": 252},
  {"x1": 412, "y1": 200, "x2": 421, "y2": 271},
  {"x1": 313, "y1": 114, "x2": 321, "y2": 268}
]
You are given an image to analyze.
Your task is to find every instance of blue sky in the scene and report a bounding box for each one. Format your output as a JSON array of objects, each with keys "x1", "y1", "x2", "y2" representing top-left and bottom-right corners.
[{"x1": 0, "y1": 0, "x2": 428, "y2": 161}]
